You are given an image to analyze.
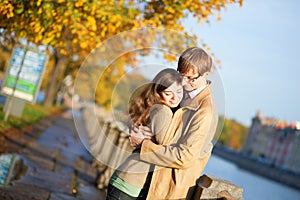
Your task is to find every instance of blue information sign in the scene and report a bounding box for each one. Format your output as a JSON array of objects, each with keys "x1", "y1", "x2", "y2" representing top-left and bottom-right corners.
[{"x1": 1, "y1": 47, "x2": 48, "y2": 103}]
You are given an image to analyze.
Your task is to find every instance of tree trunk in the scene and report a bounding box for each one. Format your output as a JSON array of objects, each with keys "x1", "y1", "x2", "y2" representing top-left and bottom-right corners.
[{"x1": 43, "y1": 51, "x2": 68, "y2": 107}]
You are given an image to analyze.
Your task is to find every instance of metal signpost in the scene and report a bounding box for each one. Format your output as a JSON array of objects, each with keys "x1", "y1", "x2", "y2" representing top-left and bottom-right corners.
[{"x1": 1, "y1": 46, "x2": 49, "y2": 121}]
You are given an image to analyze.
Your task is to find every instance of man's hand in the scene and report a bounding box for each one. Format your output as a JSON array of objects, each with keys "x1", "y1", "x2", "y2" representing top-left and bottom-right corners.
[{"x1": 129, "y1": 125, "x2": 153, "y2": 148}]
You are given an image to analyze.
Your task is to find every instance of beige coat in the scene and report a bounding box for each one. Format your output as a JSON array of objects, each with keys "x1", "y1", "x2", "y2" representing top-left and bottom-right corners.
[
  {"x1": 116, "y1": 104, "x2": 173, "y2": 189},
  {"x1": 140, "y1": 83, "x2": 218, "y2": 200}
]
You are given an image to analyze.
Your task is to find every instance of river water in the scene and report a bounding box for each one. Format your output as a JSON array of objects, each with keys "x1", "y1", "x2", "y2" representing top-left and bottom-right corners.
[{"x1": 203, "y1": 155, "x2": 300, "y2": 200}]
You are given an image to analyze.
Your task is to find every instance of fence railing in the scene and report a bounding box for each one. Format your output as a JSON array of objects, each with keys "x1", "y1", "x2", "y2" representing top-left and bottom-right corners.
[{"x1": 82, "y1": 106, "x2": 132, "y2": 189}]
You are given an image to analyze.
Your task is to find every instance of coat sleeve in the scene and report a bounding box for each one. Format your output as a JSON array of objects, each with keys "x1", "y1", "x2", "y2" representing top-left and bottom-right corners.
[
  {"x1": 140, "y1": 105, "x2": 218, "y2": 169},
  {"x1": 149, "y1": 104, "x2": 173, "y2": 144}
]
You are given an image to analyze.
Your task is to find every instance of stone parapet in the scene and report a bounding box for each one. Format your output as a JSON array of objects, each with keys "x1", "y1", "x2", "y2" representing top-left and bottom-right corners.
[{"x1": 193, "y1": 174, "x2": 244, "y2": 200}]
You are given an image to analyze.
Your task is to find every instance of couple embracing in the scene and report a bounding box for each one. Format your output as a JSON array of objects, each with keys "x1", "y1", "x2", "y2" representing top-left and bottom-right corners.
[{"x1": 106, "y1": 47, "x2": 218, "y2": 200}]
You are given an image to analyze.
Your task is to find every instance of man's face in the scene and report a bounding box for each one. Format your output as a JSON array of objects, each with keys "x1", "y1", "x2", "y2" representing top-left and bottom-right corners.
[{"x1": 180, "y1": 68, "x2": 203, "y2": 92}]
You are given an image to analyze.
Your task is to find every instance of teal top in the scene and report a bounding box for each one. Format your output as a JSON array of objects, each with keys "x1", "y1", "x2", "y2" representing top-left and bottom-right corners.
[{"x1": 109, "y1": 173, "x2": 147, "y2": 197}]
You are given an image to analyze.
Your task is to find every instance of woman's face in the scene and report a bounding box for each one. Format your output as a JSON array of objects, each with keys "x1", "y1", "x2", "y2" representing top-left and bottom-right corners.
[{"x1": 161, "y1": 82, "x2": 183, "y2": 108}]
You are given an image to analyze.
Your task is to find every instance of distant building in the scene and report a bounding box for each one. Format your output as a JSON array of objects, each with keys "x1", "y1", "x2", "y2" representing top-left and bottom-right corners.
[
  {"x1": 282, "y1": 128, "x2": 300, "y2": 172},
  {"x1": 242, "y1": 112, "x2": 300, "y2": 173}
]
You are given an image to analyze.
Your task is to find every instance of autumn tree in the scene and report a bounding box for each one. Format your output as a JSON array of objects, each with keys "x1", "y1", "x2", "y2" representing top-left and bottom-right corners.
[
  {"x1": 219, "y1": 119, "x2": 249, "y2": 150},
  {"x1": 0, "y1": 0, "x2": 243, "y2": 106}
]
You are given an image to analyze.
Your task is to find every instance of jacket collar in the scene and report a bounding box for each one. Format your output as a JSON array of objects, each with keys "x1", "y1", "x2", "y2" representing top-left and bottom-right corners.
[{"x1": 183, "y1": 80, "x2": 212, "y2": 111}]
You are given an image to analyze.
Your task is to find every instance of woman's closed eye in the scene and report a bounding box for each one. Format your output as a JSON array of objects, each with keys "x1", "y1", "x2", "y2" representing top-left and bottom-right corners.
[{"x1": 163, "y1": 91, "x2": 173, "y2": 96}]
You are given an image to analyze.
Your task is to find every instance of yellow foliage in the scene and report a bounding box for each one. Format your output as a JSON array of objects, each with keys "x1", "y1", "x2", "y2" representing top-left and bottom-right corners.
[
  {"x1": 80, "y1": 41, "x2": 88, "y2": 49},
  {"x1": 0, "y1": 0, "x2": 243, "y2": 107},
  {"x1": 164, "y1": 54, "x2": 177, "y2": 62},
  {"x1": 37, "y1": 8, "x2": 42, "y2": 14},
  {"x1": 72, "y1": 38, "x2": 78, "y2": 44},
  {"x1": 44, "y1": 35, "x2": 55, "y2": 45},
  {"x1": 75, "y1": 1, "x2": 83, "y2": 8},
  {"x1": 87, "y1": 16, "x2": 97, "y2": 31},
  {"x1": 37, "y1": 0, "x2": 42, "y2": 7}
]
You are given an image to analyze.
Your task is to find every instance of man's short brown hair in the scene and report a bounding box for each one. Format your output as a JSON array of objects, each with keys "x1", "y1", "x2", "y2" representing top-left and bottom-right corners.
[{"x1": 177, "y1": 47, "x2": 212, "y2": 75}]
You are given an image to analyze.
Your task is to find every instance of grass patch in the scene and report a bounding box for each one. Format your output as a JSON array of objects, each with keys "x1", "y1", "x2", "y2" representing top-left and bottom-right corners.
[{"x1": 0, "y1": 104, "x2": 63, "y2": 130}]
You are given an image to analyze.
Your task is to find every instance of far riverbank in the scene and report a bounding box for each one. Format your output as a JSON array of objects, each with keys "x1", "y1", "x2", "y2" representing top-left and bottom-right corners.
[{"x1": 212, "y1": 144, "x2": 300, "y2": 191}]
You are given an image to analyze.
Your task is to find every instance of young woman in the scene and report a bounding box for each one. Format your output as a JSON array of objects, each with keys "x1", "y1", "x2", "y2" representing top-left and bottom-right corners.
[{"x1": 106, "y1": 68, "x2": 183, "y2": 200}]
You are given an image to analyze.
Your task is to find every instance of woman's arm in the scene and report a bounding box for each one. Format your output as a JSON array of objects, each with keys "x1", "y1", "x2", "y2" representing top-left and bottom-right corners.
[
  {"x1": 149, "y1": 104, "x2": 173, "y2": 144},
  {"x1": 129, "y1": 104, "x2": 173, "y2": 147}
]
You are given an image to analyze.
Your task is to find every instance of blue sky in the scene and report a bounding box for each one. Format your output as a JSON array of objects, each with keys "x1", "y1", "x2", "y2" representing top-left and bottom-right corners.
[{"x1": 184, "y1": 0, "x2": 300, "y2": 126}]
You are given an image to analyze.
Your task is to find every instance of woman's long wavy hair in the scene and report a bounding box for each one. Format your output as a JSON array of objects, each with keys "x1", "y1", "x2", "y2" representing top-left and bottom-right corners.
[{"x1": 129, "y1": 68, "x2": 182, "y2": 126}]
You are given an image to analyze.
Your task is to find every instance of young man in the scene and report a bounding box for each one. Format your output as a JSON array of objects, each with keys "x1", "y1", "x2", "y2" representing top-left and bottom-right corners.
[{"x1": 129, "y1": 47, "x2": 219, "y2": 199}]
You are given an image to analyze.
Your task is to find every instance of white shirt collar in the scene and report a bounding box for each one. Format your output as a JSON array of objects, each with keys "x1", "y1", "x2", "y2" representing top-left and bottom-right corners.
[{"x1": 188, "y1": 82, "x2": 208, "y2": 99}]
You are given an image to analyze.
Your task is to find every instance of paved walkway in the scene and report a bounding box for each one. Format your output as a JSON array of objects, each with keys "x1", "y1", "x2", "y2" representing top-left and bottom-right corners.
[{"x1": 0, "y1": 111, "x2": 106, "y2": 200}]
